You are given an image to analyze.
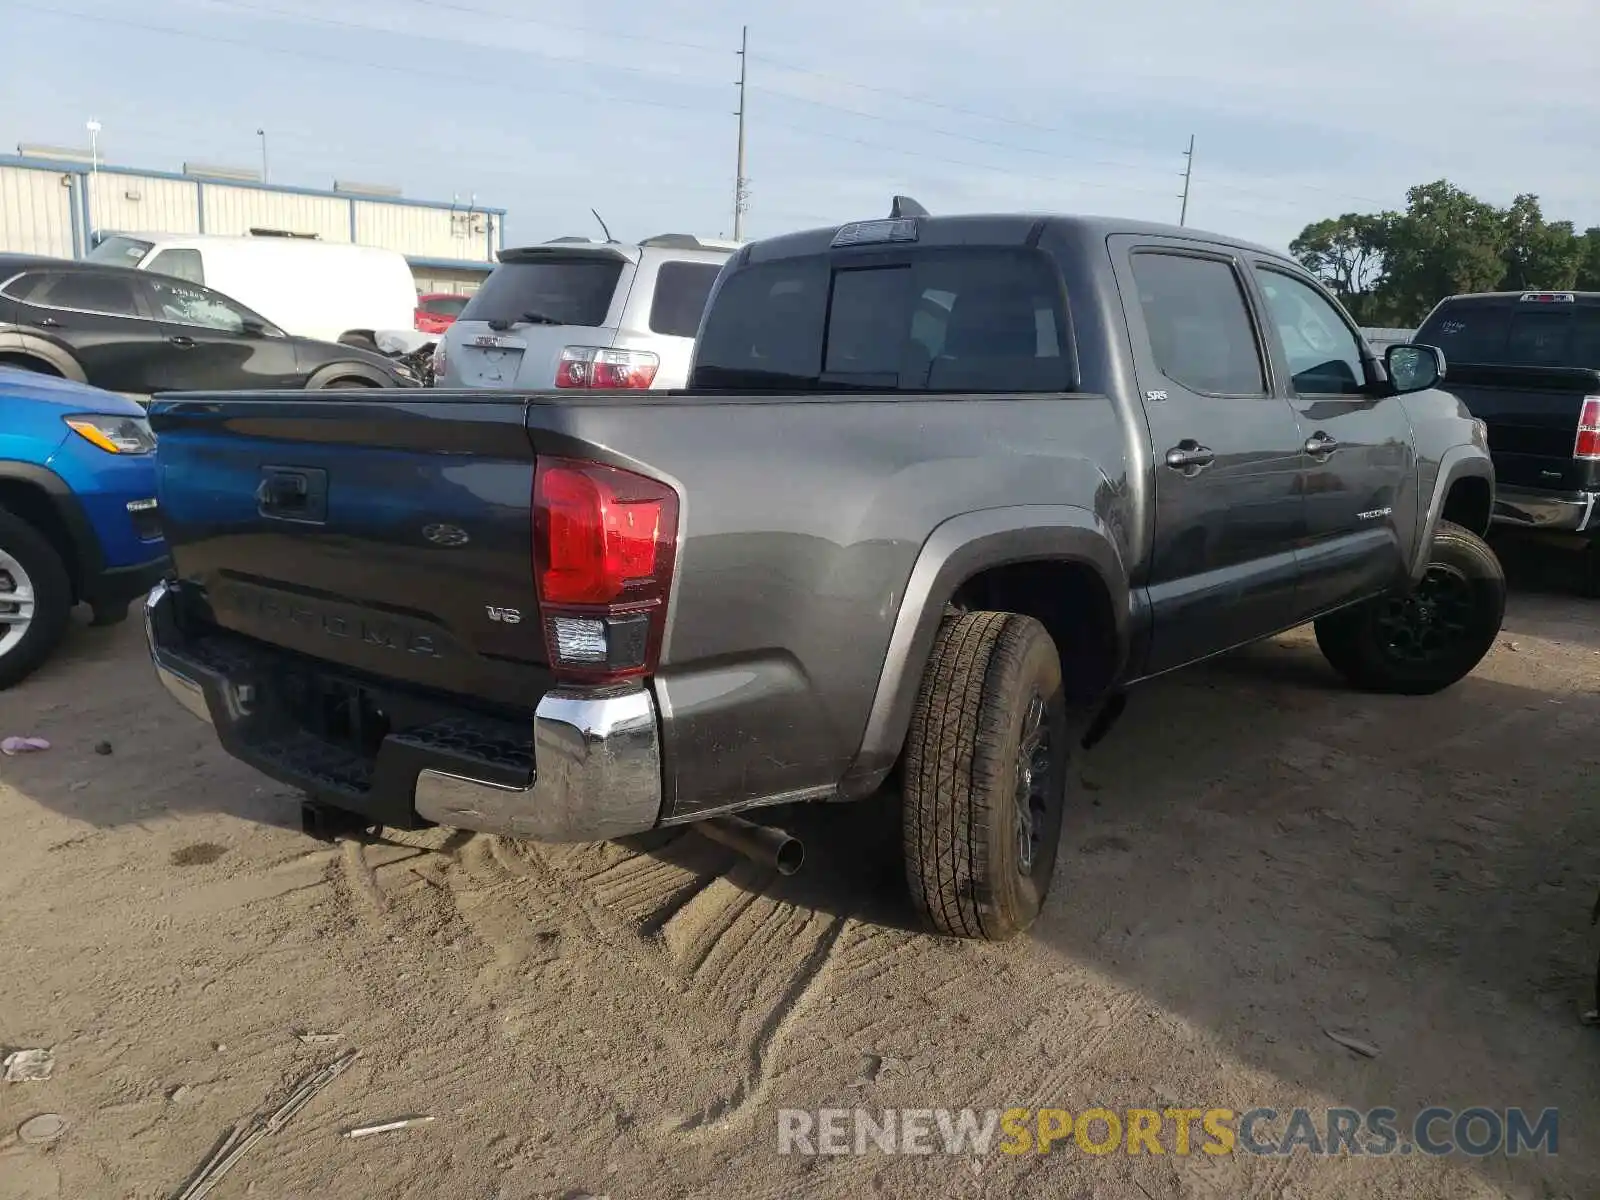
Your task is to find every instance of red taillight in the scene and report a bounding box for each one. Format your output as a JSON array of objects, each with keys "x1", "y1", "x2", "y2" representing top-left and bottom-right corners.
[
  {"x1": 554, "y1": 346, "x2": 660, "y2": 390},
  {"x1": 533, "y1": 458, "x2": 679, "y2": 681},
  {"x1": 1575, "y1": 396, "x2": 1600, "y2": 461}
]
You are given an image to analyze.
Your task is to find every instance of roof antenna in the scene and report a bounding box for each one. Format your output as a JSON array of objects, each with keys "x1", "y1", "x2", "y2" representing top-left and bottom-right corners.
[
  {"x1": 890, "y1": 195, "x2": 928, "y2": 219},
  {"x1": 591, "y1": 208, "x2": 616, "y2": 243}
]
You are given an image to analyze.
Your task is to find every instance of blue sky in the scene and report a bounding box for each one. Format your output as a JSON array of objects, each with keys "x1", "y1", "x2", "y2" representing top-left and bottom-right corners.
[{"x1": 3, "y1": 0, "x2": 1596, "y2": 252}]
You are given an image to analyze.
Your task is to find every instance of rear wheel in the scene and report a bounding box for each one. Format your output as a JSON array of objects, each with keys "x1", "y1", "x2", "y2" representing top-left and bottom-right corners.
[
  {"x1": 901, "y1": 611, "x2": 1070, "y2": 941},
  {"x1": 1315, "y1": 520, "x2": 1505, "y2": 695},
  {"x1": 0, "y1": 509, "x2": 73, "y2": 690}
]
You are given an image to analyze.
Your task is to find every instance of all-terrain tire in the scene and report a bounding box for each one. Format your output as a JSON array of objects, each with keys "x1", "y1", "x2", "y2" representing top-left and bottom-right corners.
[
  {"x1": 1315, "y1": 519, "x2": 1505, "y2": 695},
  {"x1": 901, "y1": 611, "x2": 1070, "y2": 941},
  {"x1": 0, "y1": 508, "x2": 73, "y2": 690}
]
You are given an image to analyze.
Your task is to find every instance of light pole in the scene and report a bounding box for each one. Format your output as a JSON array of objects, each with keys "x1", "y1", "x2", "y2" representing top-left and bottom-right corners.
[
  {"x1": 85, "y1": 119, "x2": 102, "y2": 249},
  {"x1": 256, "y1": 128, "x2": 268, "y2": 182}
]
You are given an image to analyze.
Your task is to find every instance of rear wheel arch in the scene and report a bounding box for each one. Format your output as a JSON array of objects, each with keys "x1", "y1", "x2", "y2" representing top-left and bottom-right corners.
[
  {"x1": 841, "y1": 507, "x2": 1130, "y2": 798},
  {"x1": 0, "y1": 340, "x2": 84, "y2": 382},
  {"x1": 949, "y1": 558, "x2": 1119, "y2": 707}
]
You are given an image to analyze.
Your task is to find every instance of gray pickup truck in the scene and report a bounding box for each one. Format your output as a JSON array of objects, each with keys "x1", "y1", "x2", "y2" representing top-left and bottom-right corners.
[{"x1": 143, "y1": 204, "x2": 1504, "y2": 941}]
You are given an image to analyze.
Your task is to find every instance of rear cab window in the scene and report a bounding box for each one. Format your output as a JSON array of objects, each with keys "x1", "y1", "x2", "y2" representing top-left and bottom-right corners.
[
  {"x1": 1417, "y1": 296, "x2": 1600, "y2": 369},
  {"x1": 648, "y1": 261, "x2": 722, "y2": 338},
  {"x1": 692, "y1": 246, "x2": 1073, "y2": 392},
  {"x1": 459, "y1": 255, "x2": 624, "y2": 328}
]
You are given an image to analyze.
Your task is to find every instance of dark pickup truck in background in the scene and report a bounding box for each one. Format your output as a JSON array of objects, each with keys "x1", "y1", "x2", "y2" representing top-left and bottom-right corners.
[
  {"x1": 1414, "y1": 290, "x2": 1600, "y2": 575},
  {"x1": 142, "y1": 206, "x2": 1504, "y2": 941}
]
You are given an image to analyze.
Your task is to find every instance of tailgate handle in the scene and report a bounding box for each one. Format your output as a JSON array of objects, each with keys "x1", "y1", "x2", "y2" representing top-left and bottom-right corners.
[{"x1": 256, "y1": 465, "x2": 328, "y2": 524}]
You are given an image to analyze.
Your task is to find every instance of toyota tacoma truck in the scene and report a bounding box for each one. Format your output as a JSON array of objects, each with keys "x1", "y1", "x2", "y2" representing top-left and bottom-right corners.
[{"x1": 142, "y1": 204, "x2": 1504, "y2": 941}]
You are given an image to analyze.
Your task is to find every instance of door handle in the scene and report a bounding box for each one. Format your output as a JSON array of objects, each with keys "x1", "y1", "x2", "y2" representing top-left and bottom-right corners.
[
  {"x1": 169, "y1": 335, "x2": 195, "y2": 349},
  {"x1": 1304, "y1": 433, "x2": 1339, "y2": 457},
  {"x1": 1165, "y1": 442, "x2": 1216, "y2": 472}
]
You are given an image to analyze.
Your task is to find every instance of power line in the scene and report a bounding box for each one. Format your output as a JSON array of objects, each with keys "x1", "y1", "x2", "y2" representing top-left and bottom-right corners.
[
  {"x1": 753, "y1": 114, "x2": 1297, "y2": 221},
  {"x1": 3, "y1": 2, "x2": 1388, "y2": 228},
  {"x1": 171, "y1": 0, "x2": 1404, "y2": 213},
  {"x1": 189, "y1": 0, "x2": 722, "y2": 93},
  {"x1": 3, "y1": 2, "x2": 726, "y2": 119}
]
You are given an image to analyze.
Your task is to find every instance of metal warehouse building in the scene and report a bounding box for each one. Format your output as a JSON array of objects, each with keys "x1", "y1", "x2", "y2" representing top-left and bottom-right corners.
[{"x1": 0, "y1": 145, "x2": 505, "y2": 295}]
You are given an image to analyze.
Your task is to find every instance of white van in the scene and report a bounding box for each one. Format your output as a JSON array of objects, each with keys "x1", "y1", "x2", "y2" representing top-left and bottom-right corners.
[{"x1": 85, "y1": 232, "x2": 417, "y2": 347}]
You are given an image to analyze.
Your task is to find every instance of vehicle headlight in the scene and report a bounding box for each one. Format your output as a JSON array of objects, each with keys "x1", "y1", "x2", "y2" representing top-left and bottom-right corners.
[{"x1": 63, "y1": 414, "x2": 157, "y2": 455}]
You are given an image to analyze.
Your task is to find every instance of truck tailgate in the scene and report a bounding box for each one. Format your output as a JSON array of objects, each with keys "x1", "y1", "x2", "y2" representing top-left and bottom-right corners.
[
  {"x1": 1447, "y1": 364, "x2": 1600, "y2": 491},
  {"x1": 148, "y1": 395, "x2": 549, "y2": 710}
]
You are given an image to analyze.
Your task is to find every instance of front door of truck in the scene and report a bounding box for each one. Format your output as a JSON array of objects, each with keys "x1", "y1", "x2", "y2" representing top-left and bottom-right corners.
[
  {"x1": 1111, "y1": 237, "x2": 1308, "y2": 675},
  {"x1": 1245, "y1": 263, "x2": 1416, "y2": 619}
]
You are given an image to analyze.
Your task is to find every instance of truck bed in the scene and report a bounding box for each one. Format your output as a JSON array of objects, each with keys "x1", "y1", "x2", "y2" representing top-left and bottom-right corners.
[{"x1": 148, "y1": 386, "x2": 1131, "y2": 819}]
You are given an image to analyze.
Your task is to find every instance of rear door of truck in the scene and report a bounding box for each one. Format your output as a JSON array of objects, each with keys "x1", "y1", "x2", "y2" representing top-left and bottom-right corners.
[{"x1": 150, "y1": 395, "x2": 551, "y2": 711}]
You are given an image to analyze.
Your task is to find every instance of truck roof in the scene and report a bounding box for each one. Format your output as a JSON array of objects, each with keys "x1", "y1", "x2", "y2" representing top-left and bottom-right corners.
[
  {"x1": 741, "y1": 212, "x2": 1290, "y2": 265},
  {"x1": 1434, "y1": 290, "x2": 1600, "y2": 303}
]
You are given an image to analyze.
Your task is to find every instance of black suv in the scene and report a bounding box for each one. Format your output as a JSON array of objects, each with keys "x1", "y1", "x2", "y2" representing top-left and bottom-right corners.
[{"x1": 0, "y1": 255, "x2": 415, "y2": 394}]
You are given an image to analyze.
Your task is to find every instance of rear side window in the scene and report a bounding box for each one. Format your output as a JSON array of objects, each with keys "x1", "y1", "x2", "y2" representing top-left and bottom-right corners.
[
  {"x1": 648, "y1": 261, "x2": 722, "y2": 338},
  {"x1": 30, "y1": 271, "x2": 145, "y2": 318},
  {"x1": 1130, "y1": 252, "x2": 1265, "y2": 396},
  {"x1": 147, "y1": 248, "x2": 204, "y2": 285},
  {"x1": 459, "y1": 257, "x2": 623, "y2": 328},
  {"x1": 1418, "y1": 302, "x2": 1600, "y2": 369},
  {"x1": 692, "y1": 248, "x2": 1071, "y2": 392}
]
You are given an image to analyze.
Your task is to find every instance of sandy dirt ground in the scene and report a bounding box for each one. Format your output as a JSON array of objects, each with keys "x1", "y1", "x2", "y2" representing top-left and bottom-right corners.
[{"x1": 2, "y1": 541, "x2": 1599, "y2": 1199}]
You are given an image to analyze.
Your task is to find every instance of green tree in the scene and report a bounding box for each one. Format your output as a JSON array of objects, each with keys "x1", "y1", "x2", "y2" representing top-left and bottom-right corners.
[
  {"x1": 1577, "y1": 227, "x2": 1600, "y2": 291},
  {"x1": 1290, "y1": 213, "x2": 1392, "y2": 324},
  {"x1": 1376, "y1": 181, "x2": 1507, "y2": 324},
  {"x1": 1498, "y1": 194, "x2": 1582, "y2": 291}
]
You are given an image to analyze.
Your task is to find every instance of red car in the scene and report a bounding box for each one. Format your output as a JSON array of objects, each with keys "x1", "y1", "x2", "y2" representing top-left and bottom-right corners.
[{"x1": 414, "y1": 292, "x2": 469, "y2": 335}]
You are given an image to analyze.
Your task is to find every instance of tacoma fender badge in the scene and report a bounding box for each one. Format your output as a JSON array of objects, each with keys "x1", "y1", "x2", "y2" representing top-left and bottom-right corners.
[{"x1": 1357, "y1": 507, "x2": 1393, "y2": 521}]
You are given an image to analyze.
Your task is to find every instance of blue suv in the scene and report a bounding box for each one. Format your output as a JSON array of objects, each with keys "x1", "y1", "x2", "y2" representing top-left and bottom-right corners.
[{"x1": 0, "y1": 368, "x2": 168, "y2": 687}]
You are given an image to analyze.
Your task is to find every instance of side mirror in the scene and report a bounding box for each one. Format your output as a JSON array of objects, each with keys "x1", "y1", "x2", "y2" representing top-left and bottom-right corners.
[
  {"x1": 242, "y1": 319, "x2": 281, "y2": 338},
  {"x1": 1385, "y1": 343, "x2": 1445, "y2": 394}
]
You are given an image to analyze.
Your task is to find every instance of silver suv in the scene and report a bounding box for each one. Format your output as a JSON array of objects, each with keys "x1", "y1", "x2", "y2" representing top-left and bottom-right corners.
[{"x1": 434, "y1": 234, "x2": 736, "y2": 391}]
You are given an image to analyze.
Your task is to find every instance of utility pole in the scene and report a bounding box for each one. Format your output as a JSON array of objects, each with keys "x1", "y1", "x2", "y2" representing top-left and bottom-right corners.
[
  {"x1": 257, "y1": 128, "x2": 269, "y2": 183},
  {"x1": 1178, "y1": 134, "x2": 1195, "y2": 226},
  {"x1": 732, "y1": 24, "x2": 749, "y2": 242}
]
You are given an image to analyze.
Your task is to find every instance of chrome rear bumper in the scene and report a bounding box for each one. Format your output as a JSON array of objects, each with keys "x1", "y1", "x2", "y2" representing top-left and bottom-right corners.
[
  {"x1": 1492, "y1": 487, "x2": 1599, "y2": 534},
  {"x1": 144, "y1": 580, "x2": 664, "y2": 842}
]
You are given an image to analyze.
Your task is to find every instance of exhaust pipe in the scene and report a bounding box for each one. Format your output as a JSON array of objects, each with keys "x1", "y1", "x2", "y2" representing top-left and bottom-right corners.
[{"x1": 694, "y1": 814, "x2": 805, "y2": 875}]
